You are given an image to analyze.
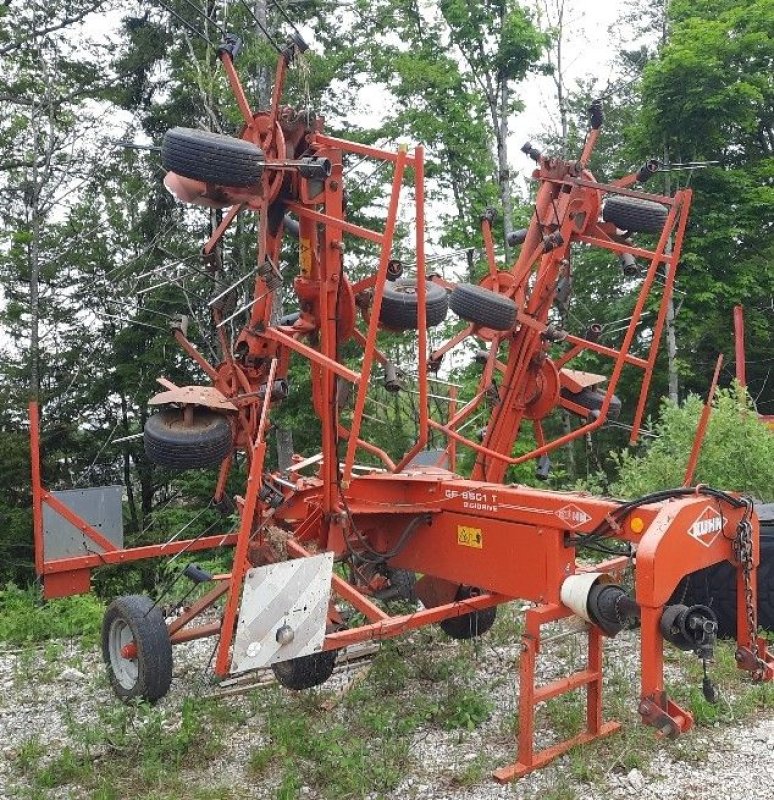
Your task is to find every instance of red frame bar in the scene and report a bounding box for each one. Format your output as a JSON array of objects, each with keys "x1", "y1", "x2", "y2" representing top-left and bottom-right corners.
[
  {"x1": 215, "y1": 358, "x2": 278, "y2": 676},
  {"x1": 30, "y1": 402, "x2": 44, "y2": 575},
  {"x1": 493, "y1": 603, "x2": 620, "y2": 782},
  {"x1": 683, "y1": 354, "x2": 723, "y2": 486},
  {"x1": 343, "y1": 147, "x2": 409, "y2": 481},
  {"x1": 286, "y1": 202, "x2": 386, "y2": 245}
]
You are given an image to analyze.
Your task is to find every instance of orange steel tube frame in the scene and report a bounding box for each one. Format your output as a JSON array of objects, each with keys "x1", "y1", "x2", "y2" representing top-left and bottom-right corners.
[
  {"x1": 683, "y1": 354, "x2": 723, "y2": 486},
  {"x1": 29, "y1": 45, "x2": 774, "y2": 785},
  {"x1": 29, "y1": 401, "x2": 239, "y2": 599},
  {"x1": 32, "y1": 390, "x2": 774, "y2": 775},
  {"x1": 424, "y1": 183, "x2": 693, "y2": 480},
  {"x1": 493, "y1": 603, "x2": 620, "y2": 782}
]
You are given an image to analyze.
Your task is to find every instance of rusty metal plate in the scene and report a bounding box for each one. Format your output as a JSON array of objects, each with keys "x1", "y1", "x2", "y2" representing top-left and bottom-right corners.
[
  {"x1": 230, "y1": 552, "x2": 333, "y2": 674},
  {"x1": 559, "y1": 368, "x2": 607, "y2": 393},
  {"x1": 148, "y1": 385, "x2": 237, "y2": 411}
]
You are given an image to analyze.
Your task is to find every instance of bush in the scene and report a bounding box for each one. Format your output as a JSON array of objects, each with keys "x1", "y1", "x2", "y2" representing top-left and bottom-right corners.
[
  {"x1": 0, "y1": 583, "x2": 104, "y2": 644},
  {"x1": 609, "y1": 384, "x2": 774, "y2": 500}
]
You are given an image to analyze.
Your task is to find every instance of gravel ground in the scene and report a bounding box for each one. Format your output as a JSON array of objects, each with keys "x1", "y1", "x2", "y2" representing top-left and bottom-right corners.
[{"x1": 1, "y1": 623, "x2": 772, "y2": 800}]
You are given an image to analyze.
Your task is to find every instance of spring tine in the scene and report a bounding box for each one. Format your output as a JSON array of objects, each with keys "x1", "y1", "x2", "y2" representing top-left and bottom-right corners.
[{"x1": 208, "y1": 270, "x2": 256, "y2": 307}]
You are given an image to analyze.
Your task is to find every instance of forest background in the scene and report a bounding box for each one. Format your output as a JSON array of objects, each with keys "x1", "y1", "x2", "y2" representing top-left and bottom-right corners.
[{"x1": 0, "y1": 0, "x2": 772, "y2": 592}]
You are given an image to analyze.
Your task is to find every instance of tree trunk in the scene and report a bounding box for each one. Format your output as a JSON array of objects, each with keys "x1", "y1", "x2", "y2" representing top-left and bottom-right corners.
[
  {"x1": 28, "y1": 110, "x2": 41, "y2": 403},
  {"x1": 120, "y1": 392, "x2": 140, "y2": 533},
  {"x1": 28, "y1": 203, "x2": 41, "y2": 403},
  {"x1": 497, "y1": 75, "x2": 513, "y2": 263},
  {"x1": 663, "y1": 142, "x2": 679, "y2": 402},
  {"x1": 254, "y1": 0, "x2": 272, "y2": 106},
  {"x1": 276, "y1": 427, "x2": 294, "y2": 471}
]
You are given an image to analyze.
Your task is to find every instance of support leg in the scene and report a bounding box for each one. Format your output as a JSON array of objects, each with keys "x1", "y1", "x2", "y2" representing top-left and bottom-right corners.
[
  {"x1": 637, "y1": 605, "x2": 693, "y2": 737},
  {"x1": 494, "y1": 605, "x2": 619, "y2": 783}
]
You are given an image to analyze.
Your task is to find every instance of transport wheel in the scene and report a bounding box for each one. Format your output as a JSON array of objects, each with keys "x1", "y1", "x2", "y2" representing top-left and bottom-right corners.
[
  {"x1": 602, "y1": 196, "x2": 668, "y2": 233},
  {"x1": 560, "y1": 387, "x2": 622, "y2": 421},
  {"x1": 144, "y1": 408, "x2": 232, "y2": 470},
  {"x1": 102, "y1": 594, "x2": 173, "y2": 702},
  {"x1": 449, "y1": 283, "x2": 517, "y2": 331},
  {"x1": 272, "y1": 650, "x2": 338, "y2": 690},
  {"x1": 671, "y1": 510, "x2": 774, "y2": 638},
  {"x1": 161, "y1": 127, "x2": 265, "y2": 187},
  {"x1": 440, "y1": 586, "x2": 497, "y2": 640},
  {"x1": 378, "y1": 279, "x2": 449, "y2": 331}
]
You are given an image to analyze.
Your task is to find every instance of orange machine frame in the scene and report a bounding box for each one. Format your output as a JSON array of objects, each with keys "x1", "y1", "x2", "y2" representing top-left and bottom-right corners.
[{"x1": 30, "y1": 36, "x2": 773, "y2": 781}]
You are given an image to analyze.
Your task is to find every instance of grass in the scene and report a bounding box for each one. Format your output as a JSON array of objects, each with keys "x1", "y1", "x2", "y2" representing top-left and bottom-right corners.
[
  {"x1": 8, "y1": 693, "x2": 232, "y2": 799},
  {"x1": 0, "y1": 582, "x2": 103, "y2": 645},
  {"x1": 449, "y1": 754, "x2": 488, "y2": 787},
  {"x1": 4, "y1": 592, "x2": 772, "y2": 799}
]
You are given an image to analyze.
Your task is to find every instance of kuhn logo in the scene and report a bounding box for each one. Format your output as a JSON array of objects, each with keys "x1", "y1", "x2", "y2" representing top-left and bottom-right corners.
[
  {"x1": 688, "y1": 506, "x2": 724, "y2": 547},
  {"x1": 556, "y1": 504, "x2": 592, "y2": 529}
]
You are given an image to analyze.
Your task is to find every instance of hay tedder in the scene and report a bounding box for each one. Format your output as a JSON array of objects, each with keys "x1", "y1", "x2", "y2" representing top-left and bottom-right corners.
[{"x1": 30, "y1": 33, "x2": 773, "y2": 780}]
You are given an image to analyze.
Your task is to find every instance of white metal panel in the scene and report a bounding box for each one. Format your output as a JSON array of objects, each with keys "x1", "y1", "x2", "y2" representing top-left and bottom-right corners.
[{"x1": 230, "y1": 552, "x2": 333, "y2": 674}]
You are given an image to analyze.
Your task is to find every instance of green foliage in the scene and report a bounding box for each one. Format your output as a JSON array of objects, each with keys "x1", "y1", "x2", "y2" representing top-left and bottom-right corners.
[
  {"x1": 624, "y1": 0, "x2": 774, "y2": 411},
  {"x1": 0, "y1": 583, "x2": 103, "y2": 644},
  {"x1": 436, "y1": 685, "x2": 493, "y2": 730},
  {"x1": 610, "y1": 385, "x2": 774, "y2": 500}
]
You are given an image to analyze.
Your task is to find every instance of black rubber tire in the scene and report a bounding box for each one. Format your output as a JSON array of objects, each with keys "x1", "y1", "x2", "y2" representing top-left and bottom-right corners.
[
  {"x1": 670, "y1": 510, "x2": 774, "y2": 638},
  {"x1": 144, "y1": 409, "x2": 232, "y2": 470},
  {"x1": 161, "y1": 127, "x2": 265, "y2": 187},
  {"x1": 449, "y1": 284, "x2": 517, "y2": 331},
  {"x1": 560, "y1": 387, "x2": 622, "y2": 421},
  {"x1": 602, "y1": 196, "x2": 668, "y2": 234},
  {"x1": 439, "y1": 586, "x2": 497, "y2": 640},
  {"x1": 102, "y1": 594, "x2": 173, "y2": 703},
  {"x1": 378, "y1": 279, "x2": 448, "y2": 331},
  {"x1": 377, "y1": 568, "x2": 417, "y2": 604},
  {"x1": 271, "y1": 650, "x2": 338, "y2": 690}
]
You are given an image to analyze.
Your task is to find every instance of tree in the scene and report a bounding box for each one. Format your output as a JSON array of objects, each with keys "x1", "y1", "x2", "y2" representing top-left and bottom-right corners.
[
  {"x1": 355, "y1": 0, "x2": 546, "y2": 256},
  {"x1": 632, "y1": 0, "x2": 774, "y2": 414},
  {"x1": 610, "y1": 385, "x2": 774, "y2": 501},
  {"x1": 0, "y1": 0, "x2": 113, "y2": 583}
]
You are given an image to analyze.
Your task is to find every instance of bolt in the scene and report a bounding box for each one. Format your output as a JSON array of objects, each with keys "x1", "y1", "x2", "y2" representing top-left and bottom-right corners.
[{"x1": 276, "y1": 624, "x2": 295, "y2": 646}]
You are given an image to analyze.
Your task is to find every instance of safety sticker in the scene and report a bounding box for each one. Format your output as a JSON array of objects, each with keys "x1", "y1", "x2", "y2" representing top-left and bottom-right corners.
[
  {"x1": 299, "y1": 238, "x2": 312, "y2": 276},
  {"x1": 457, "y1": 525, "x2": 483, "y2": 549}
]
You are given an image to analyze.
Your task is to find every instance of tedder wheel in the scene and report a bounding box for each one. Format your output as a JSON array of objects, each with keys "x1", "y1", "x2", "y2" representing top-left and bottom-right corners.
[
  {"x1": 102, "y1": 594, "x2": 173, "y2": 702},
  {"x1": 385, "y1": 567, "x2": 417, "y2": 603},
  {"x1": 439, "y1": 586, "x2": 497, "y2": 640},
  {"x1": 449, "y1": 283, "x2": 517, "y2": 331},
  {"x1": 372, "y1": 567, "x2": 418, "y2": 606},
  {"x1": 560, "y1": 387, "x2": 622, "y2": 421},
  {"x1": 144, "y1": 408, "x2": 232, "y2": 470},
  {"x1": 271, "y1": 650, "x2": 338, "y2": 690},
  {"x1": 602, "y1": 196, "x2": 668, "y2": 234},
  {"x1": 161, "y1": 127, "x2": 265, "y2": 187},
  {"x1": 378, "y1": 279, "x2": 449, "y2": 331},
  {"x1": 670, "y1": 510, "x2": 774, "y2": 638}
]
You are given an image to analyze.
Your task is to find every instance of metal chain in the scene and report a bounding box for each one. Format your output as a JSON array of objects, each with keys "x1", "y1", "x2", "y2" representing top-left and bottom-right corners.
[{"x1": 733, "y1": 499, "x2": 766, "y2": 678}]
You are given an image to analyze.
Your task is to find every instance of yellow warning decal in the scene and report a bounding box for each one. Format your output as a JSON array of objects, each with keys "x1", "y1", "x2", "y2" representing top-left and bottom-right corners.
[
  {"x1": 299, "y1": 238, "x2": 312, "y2": 276},
  {"x1": 457, "y1": 525, "x2": 483, "y2": 549}
]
